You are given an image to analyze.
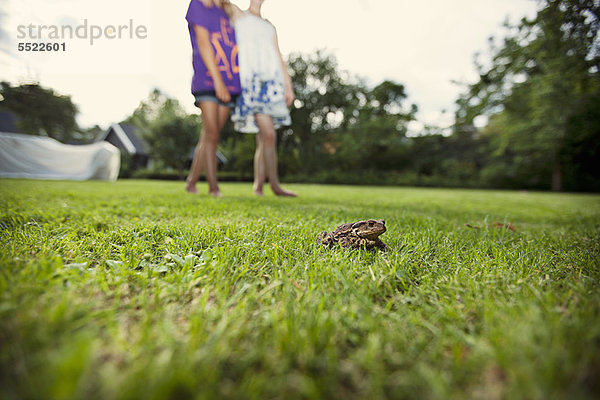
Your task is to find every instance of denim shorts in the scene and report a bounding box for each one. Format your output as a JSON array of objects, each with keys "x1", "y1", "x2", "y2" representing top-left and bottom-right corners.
[{"x1": 194, "y1": 90, "x2": 239, "y2": 108}]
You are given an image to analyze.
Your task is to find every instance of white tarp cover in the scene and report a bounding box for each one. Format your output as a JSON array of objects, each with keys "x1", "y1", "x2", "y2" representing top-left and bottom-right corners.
[{"x1": 0, "y1": 132, "x2": 120, "y2": 181}]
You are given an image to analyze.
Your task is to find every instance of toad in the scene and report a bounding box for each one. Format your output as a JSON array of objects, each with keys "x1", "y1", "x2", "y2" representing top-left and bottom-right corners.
[{"x1": 318, "y1": 219, "x2": 388, "y2": 250}]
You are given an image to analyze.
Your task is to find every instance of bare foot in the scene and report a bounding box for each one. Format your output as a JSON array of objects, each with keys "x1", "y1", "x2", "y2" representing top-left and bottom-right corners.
[
  {"x1": 209, "y1": 189, "x2": 223, "y2": 198},
  {"x1": 253, "y1": 180, "x2": 264, "y2": 197},
  {"x1": 185, "y1": 181, "x2": 198, "y2": 194},
  {"x1": 272, "y1": 186, "x2": 297, "y2": 197}
]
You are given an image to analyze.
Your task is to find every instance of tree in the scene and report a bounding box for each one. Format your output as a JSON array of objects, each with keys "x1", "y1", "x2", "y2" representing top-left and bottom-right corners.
[
  {"x1": 285, "y1": 50, "x2": 365, "y2": 174},
  {"x1": 455, "y1": 0, "x2": 600, "y2": 191},
  {"x1": 0, "y1": 81, "x2": 80, "y2": 143},
  {"x1": 125, "y1": 89, "x2": 199, "y2": 176},
  {"x1": 333, "y1": 80, "x2": 417, "y2": 173},
  {"x1": 562, "y1": 89, "x2": 600, "y2": 191},
  {"x1": 280, "y1": 51, "x2": 420, "y2": 180}
]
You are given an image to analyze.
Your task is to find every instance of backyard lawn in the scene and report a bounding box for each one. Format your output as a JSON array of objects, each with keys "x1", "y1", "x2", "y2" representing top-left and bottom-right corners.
[{"x1": 1, "y1": 179, "x2": 599, "y2": 399}]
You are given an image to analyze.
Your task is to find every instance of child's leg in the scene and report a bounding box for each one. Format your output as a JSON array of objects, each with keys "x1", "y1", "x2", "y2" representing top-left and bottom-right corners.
[
  {"x1": 204, "y1": 103, "x2": 232, "y2": 196},
  {"x1": 254, "y1": 114, "x2": 296, "y2": 197},
  {"x1": 186, "y1": 135, "x2": 206, "y2": 194},
  {"x1": 187, "y1": 101, "x2": 226, "y2": 196},
  {"x1": 253, "y1": 133, "x2": 266, "y2": 195}
]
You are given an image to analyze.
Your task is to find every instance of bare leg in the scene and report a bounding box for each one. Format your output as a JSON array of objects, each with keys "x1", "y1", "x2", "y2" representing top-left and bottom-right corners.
[
  {"x1": 186, "y1": 139, "x2": 204, "y2": 194},
  {"x1": 204, "y1": 104, "x2": 231, "y2": 196},
  {"x1": 185, "y1": 101, "x2": 229, "y2": 197},
  {"x1": 254, "y1": 114, "x2": 296, "y2": 197},
  {"x1": 253, "y1": 133, "x2": 265, "y2": 196}
]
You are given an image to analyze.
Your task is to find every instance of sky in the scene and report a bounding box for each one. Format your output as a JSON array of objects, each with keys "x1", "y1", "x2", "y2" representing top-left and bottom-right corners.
[{"x1": 1, "y1": 0, "x2": 540, "y2": 133}]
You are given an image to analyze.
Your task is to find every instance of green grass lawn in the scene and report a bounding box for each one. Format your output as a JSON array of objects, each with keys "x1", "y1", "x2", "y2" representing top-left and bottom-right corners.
[{"x1": 1, "y1": 179, "x2": 599, "y2": 400}]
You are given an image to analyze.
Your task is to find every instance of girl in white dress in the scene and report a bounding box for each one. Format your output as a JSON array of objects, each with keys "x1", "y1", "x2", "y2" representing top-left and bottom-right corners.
[{"x1": 231, "y1": 0, "x2": 296, "y2": 197}]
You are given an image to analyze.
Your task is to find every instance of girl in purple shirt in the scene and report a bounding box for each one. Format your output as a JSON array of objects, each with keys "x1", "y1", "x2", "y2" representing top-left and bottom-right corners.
[{"x1": 185, "y1": 0, "x2": 241, "y2": 196}]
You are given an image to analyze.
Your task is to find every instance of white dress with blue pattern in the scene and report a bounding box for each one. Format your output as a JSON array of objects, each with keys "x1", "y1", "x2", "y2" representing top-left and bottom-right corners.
[{"x1": 232, "y1": 13, "x2": 291, "y2": 133}]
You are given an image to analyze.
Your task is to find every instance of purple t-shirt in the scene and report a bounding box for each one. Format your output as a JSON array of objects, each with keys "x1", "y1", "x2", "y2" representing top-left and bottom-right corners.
[{"x1": 186, "y1": 0, "x2": 241, "y2": 95}]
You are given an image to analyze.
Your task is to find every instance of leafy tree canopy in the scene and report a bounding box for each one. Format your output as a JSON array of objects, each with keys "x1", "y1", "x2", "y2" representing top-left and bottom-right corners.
[
  {"x1": 124, "y1": 89, "x2": 199, "y2": 175},
  {"x1": 0, "y1": 81, "x2": 80, "y2": 143},
  {"x1": 455, "y1": 0, "x2": 600, "y2": 190}
]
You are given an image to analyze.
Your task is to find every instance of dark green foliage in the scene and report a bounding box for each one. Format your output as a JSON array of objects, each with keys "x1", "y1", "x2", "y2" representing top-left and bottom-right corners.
[
  {"x1": 215, "y1": 0, "x2": 599, "y2": 192},
  {"x1": 0, "y1": 81, "x2": 82, "y2": 143},
  {"x1": 118, "y1": 150, "x2": 136, "y2": 179},
  {"x1": 124, "y1": 89, "x2": 199, "y2": 177},
  {"x1": 280, "y1": 51, "x2": 418, "y2": 178},
  {"x1": 562, "y1": 92, "x2": 600, "y2": 191},
  {"x1": 454, "y1": 0, "x2": 600, "y2": 191}
]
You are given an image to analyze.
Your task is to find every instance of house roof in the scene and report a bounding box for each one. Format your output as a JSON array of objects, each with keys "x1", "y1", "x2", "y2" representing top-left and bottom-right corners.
[
  {"x1": 119, "y1": 124, "x2": 149, "y2": 154},
  {"x1": 99, "y1": 123, "x2": 148, "y2": 155}
]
